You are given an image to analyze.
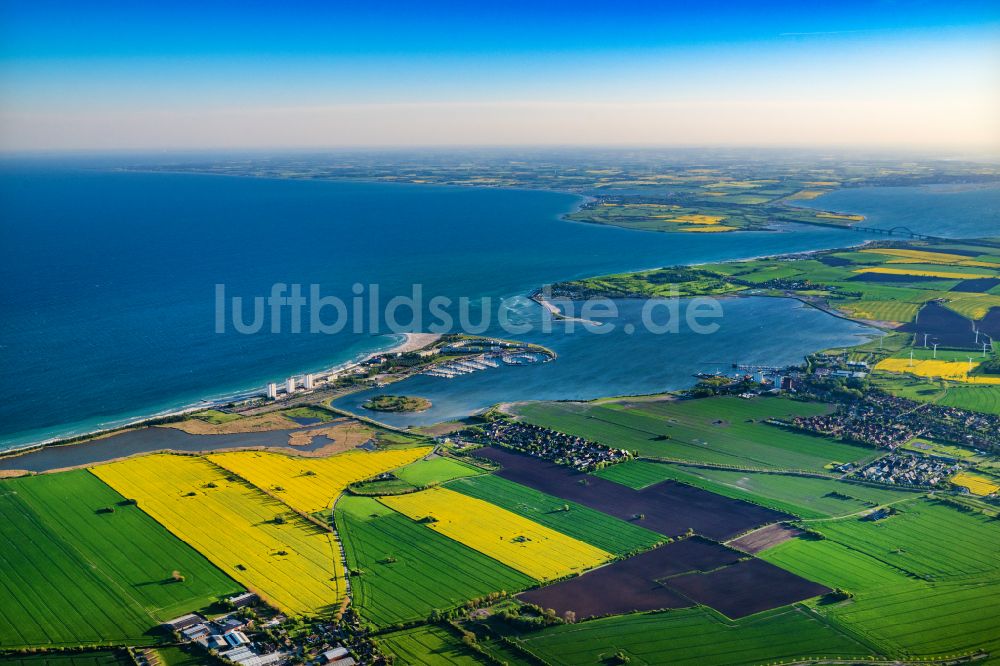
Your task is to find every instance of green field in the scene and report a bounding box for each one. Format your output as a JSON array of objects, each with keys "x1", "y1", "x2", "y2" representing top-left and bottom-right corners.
[
  {"x1": 0, "y1": 471, "x2": 241, "y2": 649},
  {"x1": 515, "y1": 606, "x2": 871, "y2": 666},
  {"x1": 362, "y1": 395, "x2": 433, "y2": 413},
  {"x1": 762, "y1": 536, "x2": 916, "y2": 592},
  {"x1": 937, "y1": 384, "x2": 1000, "y2": 415},
  {"x1": 762, "y1": 536, "x2": 1000, "y2": 659},
  {"x1": 839, "y1": 299, "x2": 921, "y2": 323},
  {"x1": 901, "y1": 438, "x2": 981, "y2": 460},
  {"x1": 870, "y1": 374, "x2": 947, "y2": 401},
  {"x1": 556, "y1": 238, "x2": 1000, "y2": 332},
  {"x1": 395, "y1": 457, "x2": 483, "y2": 487},
  {"x1": 153, "y1": 646, "x2": 216, "y2": 666},
  {"x1": 892, "y1": 347, "x2": 988, "y2": 363},
  {"x1": 596, "y1": 461, "x2": 921, "y2": 519},
  {"x1": 827, "y1": 577, "x2": 1000, "y2": 659},
  {"x1": 516, "y1": 397, "x2": 873, "y2": 472},
  {"x1": 190, "y1": 409, "x2": 243, "y2": 424},
  {"x1": 376, "y1": 624, "x2": 484, "y2": 665},
  {"x1": 335, "y1": 496, "x2": 533, "y2": 627},
  {"x1": 352, "y1": 457, "x2": 482, "y2": 497},
  {"x1": 811, "y1": 500, "x2": 1000, "y2": 580},
  {"x1": 872, "y1": 371, "x2": 1000, "y2": 416},
  {"x1": 447, "y1": 474, "x2": 662, "y2": 555},
  {"x1": 0, "y1": 653, "x2": 132, "y2": 666},
  {"x1": 281, "y1": 405, "x2": 337, "y2": 422}
]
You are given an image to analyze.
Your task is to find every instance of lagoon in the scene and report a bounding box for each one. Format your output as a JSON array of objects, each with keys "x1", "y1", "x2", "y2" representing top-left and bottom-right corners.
[{"x1": 334, "y1": 296, "x2": 875, "y2": 427}]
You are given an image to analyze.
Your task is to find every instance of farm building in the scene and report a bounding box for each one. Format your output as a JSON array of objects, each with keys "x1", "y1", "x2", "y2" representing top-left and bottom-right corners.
[
  {"x1": 219, "y1": 646, "x2": 284, "y2": 666},
  {"x1": 206, "y1": 635, "x2": 227, "y2": 649},
  {"x1": 323, "y1": 647, "x2": 350, "y2": 663},
  {"x1": 224, "y1": 630, "x2": 250, "y2": 647},
  {"x1": 161, "y1": 613, "x2": 204, "y2": 631},
  {"x1": 228, "y1": 591, "x2": 259, "y2": 608},
  {"x1": 217, "y1": 616, "x2": 248, "y2": 633},
  {"x1": 179, "y1": 623, "x2": 210, "y2": 641}
]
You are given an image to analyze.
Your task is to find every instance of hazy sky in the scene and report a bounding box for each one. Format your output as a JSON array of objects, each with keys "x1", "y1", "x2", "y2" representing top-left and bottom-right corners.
[{"x1": 1, "y1": 1, "x2": 998, "y2": 152}]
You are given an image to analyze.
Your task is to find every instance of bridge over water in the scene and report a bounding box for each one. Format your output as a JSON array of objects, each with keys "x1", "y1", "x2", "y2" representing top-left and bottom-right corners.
[{"x1": 848, "y1": 225, "x2": 940, "y2": 241}]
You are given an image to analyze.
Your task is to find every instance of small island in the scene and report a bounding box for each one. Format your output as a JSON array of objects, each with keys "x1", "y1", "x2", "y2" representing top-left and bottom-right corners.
[{"x1": 362, "y1": 394, "x2": 432, "y2": 413}]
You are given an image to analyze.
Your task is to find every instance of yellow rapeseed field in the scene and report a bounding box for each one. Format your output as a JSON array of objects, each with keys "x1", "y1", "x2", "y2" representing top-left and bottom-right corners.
[
  {"x1": 651, "y1": 213, "x2": 726, "y2": 226},
  {"x1": 875, "y1": 358, "x2": 1000, "y2": 384},
  {"x1": 208, "y1": 447, "x2": 432, "y2": 514},
  {"x1": 92, "y1": 454, "x2": 344, "y2": 615},
  {"x1": 855, "y1": 267, "x2": 994, "y2": 280},
  {"x1": 951, "y1": 472, "x2": 1000, "y2": 496},
  {"x1": 672, "y1": 214, "x2": 726, "y2": 225},
  {"x1": 703, "y1": 180, "x2": 768, "y2": 189},
  {"x1": 861, "y1": 248, "x2": 999, "y2": 269},
  {"x1": 942, "y1": 294, "x2": 1000, "y2": 320},
  {"x1": 380, "y1": 487, "x2": 611, "y2": 581},
  {"x1": 884, "y1": 258, "x2": 999, "y2": 269},
  {"x1": 786, "y1": 190, "x2": 827, "y2": 200},
  {"x1": 681, "y1": 225, "x2": 738, "y2": 233},
  {"x1": 839, "y1": 300, "x2": 919, "y2": 323},
  {"x1": 816, "y1": 212, "x2": 864, "y2": 222}
]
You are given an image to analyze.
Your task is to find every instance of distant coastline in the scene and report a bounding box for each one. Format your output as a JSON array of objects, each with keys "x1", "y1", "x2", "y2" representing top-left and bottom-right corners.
[{"x1": 7, "y1": 171, "x2": 990, "y2": 459}]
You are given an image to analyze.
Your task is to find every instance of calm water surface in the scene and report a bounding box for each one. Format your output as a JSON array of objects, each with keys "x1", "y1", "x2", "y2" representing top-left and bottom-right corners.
[
  {"x1": 3, "y1": 166, "x2": 997, "y2": 450},
  {"x1": 334, "y1": 297, "x2": 875, "y2": 427},
  {"x1": 800, "y1": 184, "x2": 1000, "y2": 238}
]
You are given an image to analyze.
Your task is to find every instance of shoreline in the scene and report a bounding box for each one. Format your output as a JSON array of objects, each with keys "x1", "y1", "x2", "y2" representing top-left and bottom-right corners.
[
  {"x1": 0, "y1": 227, "x2": 872, "y2": 461},
  {"x1": 1, "y1": 236, "x2": 871, "y2": 459},
  {"x1": 0, "y1": 332, "x2": 441, "y2": 461},
  {"x1": 0, "y1": 176, "x2": 932, "y2": 461},
  {"x1": 529, "y1": 290, "x2": 606, "y2": 326}
]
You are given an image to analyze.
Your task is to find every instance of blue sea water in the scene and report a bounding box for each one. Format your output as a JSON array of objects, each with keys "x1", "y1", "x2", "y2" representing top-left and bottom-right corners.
[
  {"x1": 1, "y1": 164, "x2": 996, "y2": 450},
  {"x1": 797, "y1": 184, "x2": 1000, "y2": 238}
]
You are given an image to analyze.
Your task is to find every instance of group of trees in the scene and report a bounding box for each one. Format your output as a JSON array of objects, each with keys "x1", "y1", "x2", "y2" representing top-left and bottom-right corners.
[{"x1": 978, "y1": 354, "x2": 1000, "y2": 374}]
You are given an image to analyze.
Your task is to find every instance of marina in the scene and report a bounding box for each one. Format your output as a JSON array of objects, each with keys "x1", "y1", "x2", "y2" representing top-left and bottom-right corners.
[{"x1": 423, "y1": 348, "x2": 550, "y2": 379}]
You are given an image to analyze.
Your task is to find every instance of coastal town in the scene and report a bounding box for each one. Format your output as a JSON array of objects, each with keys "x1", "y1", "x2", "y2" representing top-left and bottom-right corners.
[
  {"x1": 852, "y1": 452, "x2": 958, "y2": 489},
  {"x1": 231, "y1": 335, "x2": 555, "y2": 415},
  {"x1": 465, "y1": 419, "x2": 633, "y2": 471}
]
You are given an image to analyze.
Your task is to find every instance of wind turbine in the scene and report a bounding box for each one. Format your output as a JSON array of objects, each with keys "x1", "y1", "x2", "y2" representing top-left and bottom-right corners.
[
  {"x1": 932, "y1": 343, "x2": 939, "y2": 359},
  {"x1": 984, "y1": 341, "x2": 991, "y2": 358},
  {"x1": 923, "y1": 333, "x2": 929, "y2": 347},
  {"x1": 909, "y1": 350, "x2": 914, "y2": 367}
]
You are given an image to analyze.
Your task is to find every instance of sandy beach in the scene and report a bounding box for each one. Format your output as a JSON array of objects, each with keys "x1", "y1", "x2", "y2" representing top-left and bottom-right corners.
[
  {"x1": 530, "y1": 292, "x2": 605, "y2": 326},
  {"x1": 0, "y1": 331, "x2": 442, "y2": 461},
  {"x1": 392, "y1": 332, "x2": 443, "y2": 353}
]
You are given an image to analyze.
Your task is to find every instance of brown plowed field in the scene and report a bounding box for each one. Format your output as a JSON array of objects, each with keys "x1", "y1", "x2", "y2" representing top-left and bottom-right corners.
[
  {"x1": 477, "y1": 447, "x2": 790, "y2": 540},
  {"x1": 518, "y1": 538, "x2": 737, "y2": 618},
  {"x1": 663, "y1": 558, "x2": 830, "y2": 619}
]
